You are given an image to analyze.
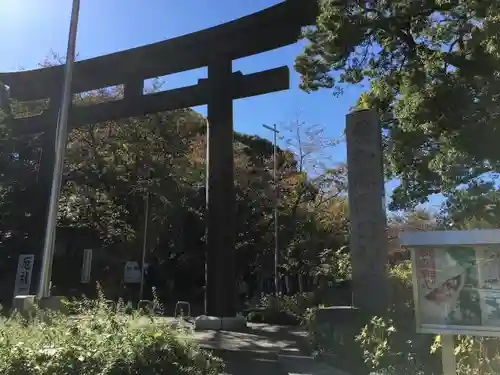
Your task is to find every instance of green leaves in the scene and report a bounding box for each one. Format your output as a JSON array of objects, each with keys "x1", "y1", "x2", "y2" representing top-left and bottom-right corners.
[
  {"x1": 296, "y1": 0, "x2": 500, "y2": 209},
  {"x1": 438, "y1": 180, "x2": 500, "y2": 229},
  {"x1": 0, "y1": 54, "x2": 350, "y2": 292},
  {"x1": 0, "y1": 298, "x2": 223, "y2": 375}
]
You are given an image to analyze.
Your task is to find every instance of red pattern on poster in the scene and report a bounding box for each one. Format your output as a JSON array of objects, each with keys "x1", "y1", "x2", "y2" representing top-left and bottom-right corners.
[{"x1": 418, "y1": 249, "x2": 436, "y2": 289}]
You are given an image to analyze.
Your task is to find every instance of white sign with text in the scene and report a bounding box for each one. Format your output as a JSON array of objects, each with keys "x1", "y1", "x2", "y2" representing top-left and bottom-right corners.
[
  {"x1": 13, "y1": 254, "x2": 35, "y2": 297},
  {"x1": 81, "y1": 249, "x2": 92, "y2": 283}
]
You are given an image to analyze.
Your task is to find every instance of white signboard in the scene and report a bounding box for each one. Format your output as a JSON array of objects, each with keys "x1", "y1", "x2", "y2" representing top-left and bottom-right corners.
[
  {"x1": 13, "y1": 254, "x2": 35, "y2": 297},
  {"x1": 81, "y1": 249, "x2": 92, "y2": 283},
  {"x1": 123, "y1": 261, "x2": 149, "y2": 284},
  {"x1": 124, "y1": 261, "x2": 141, "y2": 284},
  {"x1": 400, "y1": 229, "x2": 500, "y2": 337}
]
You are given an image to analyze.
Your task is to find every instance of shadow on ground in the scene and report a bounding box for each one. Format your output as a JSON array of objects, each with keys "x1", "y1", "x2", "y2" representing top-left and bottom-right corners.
[{"x1": 194, "y1": 323, "x2": 310, "y2": 355}]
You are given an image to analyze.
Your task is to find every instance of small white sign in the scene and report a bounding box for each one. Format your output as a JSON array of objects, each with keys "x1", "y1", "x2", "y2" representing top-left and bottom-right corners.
[
  {"x1": 123, "y1": 261, "x2": 149, "y2": 284},
  {"x1": 13, "y1": 254, "x2": 35, "y2": 297},
  {"x1": 124, "y1": 261, "x2": 140, "y2": 284},
  {"x1": 81, "y1": 249, "x2": 92, "y2": 283}
]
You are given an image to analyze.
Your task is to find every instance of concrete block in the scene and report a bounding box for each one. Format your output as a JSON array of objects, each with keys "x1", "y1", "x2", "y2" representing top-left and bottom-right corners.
[
  {"x1": 309, "y1": 306, "x2": 368, "y2": 373},
  {"x1": 13, "y1": 295, "x2": 36, "y2": 318},
  {"x1": 194, "y1": 315, "x2": 247, "y2": 331},
  {"x1": 38, "y1": 296, "x2": 69, "y2": 314}
]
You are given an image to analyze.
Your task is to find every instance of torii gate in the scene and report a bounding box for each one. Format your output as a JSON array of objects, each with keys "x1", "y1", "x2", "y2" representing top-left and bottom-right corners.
[{"x1": 0, "y1": 0, "x2": 318, "y2": 318}]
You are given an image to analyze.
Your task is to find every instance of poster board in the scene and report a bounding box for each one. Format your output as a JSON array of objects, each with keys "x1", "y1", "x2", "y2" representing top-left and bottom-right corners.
[{"x1": 400, "y1": 229, "x2": 500, "y2": 337}]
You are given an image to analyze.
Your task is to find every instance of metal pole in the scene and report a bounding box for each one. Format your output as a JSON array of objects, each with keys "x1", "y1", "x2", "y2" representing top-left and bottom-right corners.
[
  {"x1": 139, "y1": 193, "x2": 150, "y2": 301},
  {"x1": 441, "y1": 334, "x2": 457, "y2": 375},
  {"x1": 37, "y1": 0, "x2": 80, "y2": 299},
  {"x1": 204, "y1": 118, "x2": 210, "y2": 315},
  {"x1": 263, "y1": 124, "x2": 280, "y2": 295}
]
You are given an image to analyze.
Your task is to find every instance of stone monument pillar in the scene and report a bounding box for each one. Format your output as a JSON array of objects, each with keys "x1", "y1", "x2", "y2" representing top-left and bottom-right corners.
[{"x1": 345, "y1": 109, "x2": 388, "y2": 315}]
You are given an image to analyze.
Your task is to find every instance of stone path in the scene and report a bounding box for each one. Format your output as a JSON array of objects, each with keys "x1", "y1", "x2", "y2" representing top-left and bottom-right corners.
[
  {"x1": 278, "y1": 355, "x2": 351, "y2": 375},
  {"x1": 192, "y1": 323, "x2": 309, "y2": 355},
  {"x1": 168, "y1": 320, "x2": 353, "y2": 375},
  {"x1": 168, "y1": 321, "x2": 304, "y2": 374},
  {"x1": 217, "y1": 350, "x2": 282, "y2": 375}
]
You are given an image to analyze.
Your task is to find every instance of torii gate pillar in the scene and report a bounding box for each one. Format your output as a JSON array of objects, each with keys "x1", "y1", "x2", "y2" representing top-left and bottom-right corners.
[{"x1": 205, "y1": 57, "x2": 237, "y2": 318}]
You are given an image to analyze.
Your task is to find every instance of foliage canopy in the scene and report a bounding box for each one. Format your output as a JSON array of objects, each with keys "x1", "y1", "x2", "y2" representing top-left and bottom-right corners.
[{"x1": 296, "y1": 0, "x2": 500, "y2": 210}]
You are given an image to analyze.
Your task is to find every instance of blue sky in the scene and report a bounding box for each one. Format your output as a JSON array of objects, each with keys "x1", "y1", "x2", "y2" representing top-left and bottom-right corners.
[{"x1": 0, "y1": 0, "x2": 443, "y2": 211}]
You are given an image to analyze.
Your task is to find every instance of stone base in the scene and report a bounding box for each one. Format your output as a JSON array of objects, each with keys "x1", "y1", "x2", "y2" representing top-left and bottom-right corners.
[
  {"x1": 311, "y1": 306, "x2": 368, "y2": 374},
  {"x1": 12, "y1": 295, "x2": 68, "y2": 318},
  {"x1": 13, "y1": 295, "x2": 36, "y2": 318},
  {"x1": 38, "y1": 296, "x2": 68, "y2": 314},
  {"x1": 194, "y1": 315, "x2": 247, "y2": 331}
]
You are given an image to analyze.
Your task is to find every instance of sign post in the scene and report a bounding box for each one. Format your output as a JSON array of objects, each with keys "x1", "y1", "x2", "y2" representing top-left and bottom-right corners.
[
  {"x1": 441, "y1": 334, "x2": 457, "y2": 375},
  {"x1": 81, "y1": 249, "x2": 92, "y2": 284},
  {"x1": 13, "y1": 254, "x2": 35, "y2": 298},
  {"x1": 400, "y1": 229, "x2": 500, "y2": 375}
]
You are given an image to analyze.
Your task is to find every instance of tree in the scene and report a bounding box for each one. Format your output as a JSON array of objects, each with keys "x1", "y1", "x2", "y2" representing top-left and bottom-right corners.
[
  {"x1": 438, "y1": 180, "x2": 500, "y2": 229},
  {"x1": 0, "y1": 54, "x2": 353, "y2": 304},
  {"x1": 278, "y1": 119, "x2": 348, "y2": 274},
  {"x1": 295, "y1": 0, "x2": 500, "y2": 210},
  {"x1": 387, "y1": 208, "x2": 437, "y2": 263},
  {"x1": 283, "y1": 117, "x2": 339, "y2": 175}
]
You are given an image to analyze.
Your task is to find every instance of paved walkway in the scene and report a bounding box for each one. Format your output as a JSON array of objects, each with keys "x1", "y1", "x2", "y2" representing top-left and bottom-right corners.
[
  {"x1": 192, "y1": 323, "x2": 309, "y2": 354},
  {"x1": 278, "y1": 355, "x2": 351, "y2": 375},
  {"x1": 218, "y1": 350, "x2": 283, "y2": 375},
  {"x1": 165, "y1": 320, "x2": 352, "y2": 375}
]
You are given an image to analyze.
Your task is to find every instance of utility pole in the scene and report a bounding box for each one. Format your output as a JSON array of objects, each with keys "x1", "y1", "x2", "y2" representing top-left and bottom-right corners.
[
  {"x1": 38, "y1": 0, "x2": 80, "y2": 299},
  {"x1": 263, "y1": 124, "x2": 280, "y2": 295}
]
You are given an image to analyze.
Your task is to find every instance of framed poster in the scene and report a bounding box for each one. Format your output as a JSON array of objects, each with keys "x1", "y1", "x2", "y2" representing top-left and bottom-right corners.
[{"x1": 400, "y1": 229, "x2": 500, "y2": 337}]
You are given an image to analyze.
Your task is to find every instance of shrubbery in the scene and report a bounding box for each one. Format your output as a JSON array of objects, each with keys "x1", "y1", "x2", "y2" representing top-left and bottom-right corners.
[
  {"x1": 354, "y1": 261, "x2": 500, "y2": 375},
  {"x1": 353, "y1": 261, "x2": 441, "y2": 374},
  {"x1": 246, "y1": 292, "x2": 317, "y2": 326},
  {"x1": 0, "y1": 296, "x2": 223, "y2": 375}
]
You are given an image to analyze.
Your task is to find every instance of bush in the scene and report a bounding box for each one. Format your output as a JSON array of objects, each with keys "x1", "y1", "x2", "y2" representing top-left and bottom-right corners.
[
  {"x1": 439, "y1": 335, "x2": 500, "y2": 375},
  {"x1": 356, "y1": 315, "x2": 440, "y2": 375},
  {"x1": 354, "y1": 261, "x2": 500, "y2": 375},
  {"x1": 0, "y1": 297, "x2": 223, "y2": 375},
  {"x1": 305, "y1": 259, "x2": 500, "y2": 375},
  {"x1": 353, "y1": 261, "x2": 441, "y2": 375},
  {"x1": 304, "y1": 304, "x2": 370, "y2": 374},
  {"x1": 246, "y1": 293, "x2": 317, "y2": 326},
  {"x1": 305, "y1": 306, "x2": 339, "y2": 356},
  {"x1": 304, "y1": 261, "x2": 440, "y2": 374}
]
